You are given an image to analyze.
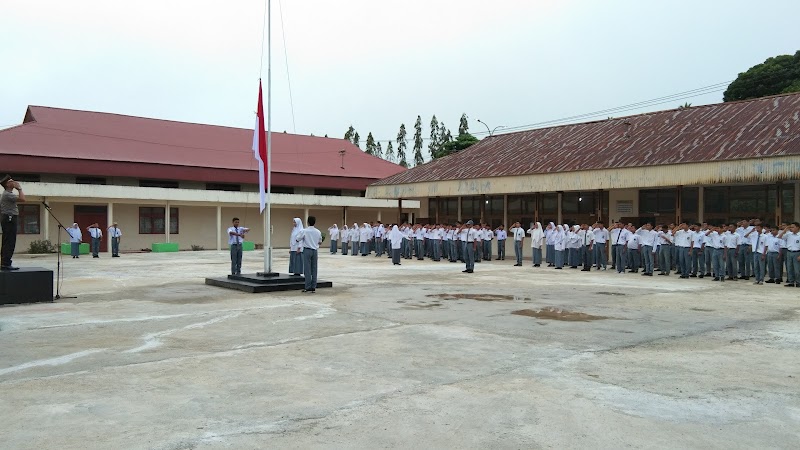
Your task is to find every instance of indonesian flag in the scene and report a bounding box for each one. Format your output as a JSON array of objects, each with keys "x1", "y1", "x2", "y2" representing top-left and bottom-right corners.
[{"x1": 252, "y1": 80, "x2": 268, "y2": 213}]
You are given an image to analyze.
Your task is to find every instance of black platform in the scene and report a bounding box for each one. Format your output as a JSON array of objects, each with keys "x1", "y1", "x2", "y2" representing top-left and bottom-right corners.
[
  {"x1": 205, "y1": 273, "x2": 332, "y2": 293},
  {"x1": 0, "y1": 267, "x2": 54, "y2": 305}
]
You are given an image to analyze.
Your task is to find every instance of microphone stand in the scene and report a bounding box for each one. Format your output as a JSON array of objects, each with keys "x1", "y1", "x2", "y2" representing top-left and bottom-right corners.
[{"x1": 41, "y1": 202, "x2": 77, "y2": 300}]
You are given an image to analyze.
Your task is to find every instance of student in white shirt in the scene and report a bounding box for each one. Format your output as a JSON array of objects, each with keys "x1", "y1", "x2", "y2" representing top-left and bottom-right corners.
[
  {"x1": 509, "y1": 221, "x2": 526, "y2": 266},
  {"x1": 751, "y1": 224, "x2": 768, "y2": 284},
  {"x1": 328, "y1": 224, "x2": 340, "y2": 254},
  {"x1": 495, "y1": 225, "x2": 507, "y2": 260},
  {"x1": 389, "y1": 225, "x2": 404, "y2": 265},
  {"x1": 738, "y1": 220, "x2": 755, "y2": 280},
  {"x1": 351, "y1": 223, "x2": 360, "y2": 257},
  {"x1": 766, "y1": 227, "x2": 782, "y2": 283},
  {"x1": 289, "y1": 218, "x2": 304, "y2": 275},
  {"x1": 340, "y1": 225, "x2": 350, "y2": 255},
  {"x1": 483, "y1": 225, "x2": 494, "y2": 261},
  {"x1": 689, "y1": 224, "x2": 706, "y2": 278},
  {"x1": 86, "y1": 222, "x2": 103, "y2": 258},
  {"x1": 527, "y1": 222, "x2": 545, "y2": 267},
  {"x1": 722, "y1": 224, "x2": 741, "y2": 280},
  {"x1": 228, "y1": 217, "x2": 250, "y2": 276},
  {"x1": 592, "y1": 222, "x2": 609, "y2": 270},
  {"x1": 656, "y1": 225, "x2": 673, "y2": 276},
  {"x1": 777, "y1": 222, "x2": 800, "y2": 287},
  {"x1": 637, "y1": 223, "x2": 657, "y2": 276},
  {"x1": 704, "y1": 225, "x2": 725, "y2": 281},
  {"x1": 553, "y1": 225, "x2": 566, "y2": 269},
  {"x1": 107, "y1": 222, "x2": 122, "y2": 257},
  {"x1": 295, "y1": 215, "x2": 322, "y2": 292},
  {"x1": 626, "y1": 225, "x2": 641, "y2": 273},
  {"x1": 673, "y1": 223, "x2": 692, "y2": 278},
  {"x1": 545, "y1": 222, "x2": 556, "y2": 266},
  {"x1": 462, "y1": 221, "x2": 477, "y2": 273},
  {"x1": 579, "y1": 223, "x2": 595, "y2": 271},
  {"x1": 67, "y1": 222, "x2": 82, "y2": 258}
]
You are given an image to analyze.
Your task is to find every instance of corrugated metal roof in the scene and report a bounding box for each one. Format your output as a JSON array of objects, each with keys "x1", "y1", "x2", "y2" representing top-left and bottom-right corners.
[
  {"x1": 373, "y1": 92, "x2": 800, "y2": 187},
  {"x1": 0, "y1": 106, "x2": 405, "y2": 181}
]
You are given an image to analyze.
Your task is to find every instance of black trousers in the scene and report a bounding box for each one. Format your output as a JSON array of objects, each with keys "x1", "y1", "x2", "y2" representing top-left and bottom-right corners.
[{"x1": 1, "y1": 214, "x2": 17, "y2": 267}]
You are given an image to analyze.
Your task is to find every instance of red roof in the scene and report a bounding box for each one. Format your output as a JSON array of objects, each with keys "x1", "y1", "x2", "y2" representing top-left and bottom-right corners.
[
  {"x1": 0, "y1": 106, "x2": 405, "y2": 190},
  {"x1": 373, "y1": 92, "x2": 800, "y2": 186}
]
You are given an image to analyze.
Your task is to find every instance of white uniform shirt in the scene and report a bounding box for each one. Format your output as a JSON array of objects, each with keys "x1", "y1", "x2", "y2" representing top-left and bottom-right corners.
[
  {"x1": 511, "y1": 227, "x2": 525, "y2": 241},
  {"x1": 296, "y1": 226, "x2": 322, "y2": 250},
  {"x1": 766, "y1": 235, "x2": 781, "y2": 253},
  {"x1": 107, "y1": 226, "x2": 122, "y2": 238},
  {"x1": 781, "y1": 231, "x2": 800, "y2": 251},
  {"x1": 593, "y1": 228, "x2": 609, "y2": 244},
  {"x1": 328, "y1": 227, "x2": 340, "y2": 240},
  {"x1": 722, "y1": 231, "x2": 740, "y2": 249},
  {"x1": 626, "y1": 233, "x2": 640, "y2": 250},
  {"x1": 484, "y1": 230, "x2": 494, "y2": 241},
  {"x1": 752, "y1": 231, "x2": 768, "y2": 254},
  {"x1": 706, "y1": 231, "x2": 723, "y2": 249},
  {"x1": 674, "y1": 230, "x2": 692, "y2": 247},
  {"x1": 88, "y1": 227, "x2": 103, "y2": 239},
  {"x1": 496, "y1": 230, "x2": 507, "y2": 240},
  {"x1": 67, "y1": 227, "x2": 82, "y2": 243},
  {"x1": 228, "y1": 226, "x2": 246, "y2": 245},
  {"x1": 691, "y1": 231, "x2": 704, "y2": 249}
]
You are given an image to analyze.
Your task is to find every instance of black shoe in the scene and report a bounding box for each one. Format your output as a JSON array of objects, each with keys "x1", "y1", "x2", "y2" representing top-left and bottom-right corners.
[
  {"x1": 713, "y1": 277, "x2": 720, "y2": 281},
  {"x1": 776, "y1": 279, "x2": 783, "y2": 283},
  {"x1": 514, "y1": 263, "x2": 522, "y2": 266},
  {"x1": 705, "y1": 273, "x2": 712, "y2": 277},
  {"x1": 786, "y1": 283, "x2": 797, "y2": 287},
  {"x1": 698, "y1": 275, "x2": 704, "y2": 279},
  {"x1": 689, "y1": 274, "x2": 697, "y2": 278},
  {"x1": 581, "y1": 268, "x2": 591, "y2": 271},
  {"x1": 555, "y1": 267, "x2": 562, "y2": 269},
  {"x1": 766, "y1": 279, "x2": 775, "y2": 283},
  {"x1": 658, "y1": 273, "x2": 667, "y2": 276},
  {"x1": 0, "y1": 266, "x2": 20, "y2": 271},
  {"x1": 646, "y1": 273, "x2": 653, "y2": 276}
]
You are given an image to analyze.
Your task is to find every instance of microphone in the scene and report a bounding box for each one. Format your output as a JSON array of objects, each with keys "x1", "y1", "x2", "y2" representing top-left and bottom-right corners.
[{"x1": 41, "y1": 201, "x2": 51, "y2": 210}]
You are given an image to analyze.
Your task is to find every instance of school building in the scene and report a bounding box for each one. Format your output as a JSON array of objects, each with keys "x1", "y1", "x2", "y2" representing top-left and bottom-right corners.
[
  {"x1": 367, "y1": 92, "x2": 800, "y2": 257},
  {"x1": 0, "y1": 106, "x2": 419, "y2": 253}
]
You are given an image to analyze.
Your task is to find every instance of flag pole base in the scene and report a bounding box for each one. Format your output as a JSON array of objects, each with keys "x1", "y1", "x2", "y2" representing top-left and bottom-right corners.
[{"x1": 256, "y1": 271, "x2": 280, "y2": 277}]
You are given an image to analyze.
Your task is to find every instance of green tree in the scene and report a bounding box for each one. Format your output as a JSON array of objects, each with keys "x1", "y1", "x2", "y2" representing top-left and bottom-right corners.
[
  {"x1": 353, "y1": 131, "x2": 360, "y2": 148},
  {"x1": 724, "y1": 50, "x2": 800, "y2": 102},
  {"x1": 437, "y1": 132, "x2": 478, "y2": 158},
  {"x1": 678, "y1": 102, "x2": 692, "y2": 109},
  {"x1": 344, "y1": 125, "x2": 355, "y2": 142},
  {"x1": 396, "y1": 124, "x2": 408, "y2": 168},
  {"x1": 458, "y1": 113, "x2": 469, "y2": 135},
  {"x1": 412, "y1": 115, "x2": 424, "y2": 166},
  {"x1": 375, "y1": 142, "x2": 383, "y2": 159},
  {"x1": 385, "y1": 141, "x2": 395, "y2": 162},
  {"x1": 365, "y1": 132, "x2": 376, "y2": 155},
  {"x1": 432, "y1": 122, "x2": 453, "y2": 159},
  {"x1": 428, "y1": 115, "x2": 440, "y2": 160}
]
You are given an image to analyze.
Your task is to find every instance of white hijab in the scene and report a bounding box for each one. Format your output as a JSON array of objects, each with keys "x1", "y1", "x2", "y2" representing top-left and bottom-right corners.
[
  {"x1": 389, "y1": 225, "x2": 403, "y2": 249},
  {"x1": 530, "y1": 222, "x2": 544, "y2": 248},
  {"x1": 290, "y1": 218, "x2": 303, "y2": 249}
]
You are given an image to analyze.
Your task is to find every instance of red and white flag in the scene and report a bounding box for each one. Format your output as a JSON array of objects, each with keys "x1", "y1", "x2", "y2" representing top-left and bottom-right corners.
[{"x1": 252, "y1": 80, "x2": 268, "y2": 213}]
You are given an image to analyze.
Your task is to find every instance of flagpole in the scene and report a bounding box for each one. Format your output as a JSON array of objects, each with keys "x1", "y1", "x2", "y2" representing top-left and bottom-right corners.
[{"x1": 265, "y1": 0, "x2": 273, "y2": 274}]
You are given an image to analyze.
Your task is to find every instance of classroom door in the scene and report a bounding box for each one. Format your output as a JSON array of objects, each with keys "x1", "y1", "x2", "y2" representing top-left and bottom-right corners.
[{"x1": 74, "y1": 205, "x2": 107, "y2": 251}]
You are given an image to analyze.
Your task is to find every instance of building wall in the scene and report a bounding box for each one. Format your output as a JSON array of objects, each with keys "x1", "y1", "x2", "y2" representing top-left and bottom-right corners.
[{"x1": 608, "y1": 189, "x2": 639, "y2": 223}]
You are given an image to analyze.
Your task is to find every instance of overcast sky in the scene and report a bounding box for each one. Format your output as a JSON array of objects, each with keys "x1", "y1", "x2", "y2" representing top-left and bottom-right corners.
[{"x1": 1, "y1": 0, "x2": 797, "y2": 160}]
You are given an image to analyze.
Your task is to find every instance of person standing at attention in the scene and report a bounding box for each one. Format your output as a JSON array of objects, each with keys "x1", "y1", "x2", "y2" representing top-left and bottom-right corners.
[
  {"x1": 462, "y1": 221, "x2": 477, "y2": 273},
  {"x1": 495, "y1": 225, "x2": 507, "y2": 260},
  {"x1": 290, "y1": 218, "x2": 304, "y2": 275},
  {"x1": 510, "y1": 221, "x2": 525, "y2": 266},
  {"x1": 67, "y1": 222, "x2": 82, "y2": 258},
  {"x1": 328, "y1": 224, "x2": 339, "y2": 254},
  {"x1": 295, "y1": 216, "x2": 322, "y2": 293},
  {"x1": 389, "y1": 224, "x2": 404, "y2": 265},
  {"x1": 228, "y1": 217, "x2": 249, "y2": 275},
  {"x1": 0, "y1": 175, "x2": 25, "y2": 271},
  {"x1": 107, "y1": 222, "x2": 122, "y2": 257},
  {"x1": 86, "y1": 223, "x2": 103, "y2": 258}
]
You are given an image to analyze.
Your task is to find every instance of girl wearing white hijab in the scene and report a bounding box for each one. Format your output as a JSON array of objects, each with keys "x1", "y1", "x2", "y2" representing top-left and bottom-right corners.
[
  {"x1": 340, "y1": 225, "x2": 350, "y2": 255},
  {"x1": 389, "y1": 225, "x2": 404, "y2": 265},
  {"x1": 328, "y1": 224, "x2": 339, "y2": 254},
  {"x1": 360, "y1": 223, "x2": 371, "y2": 256},
  {"x1": 351, "y1": 223, "x2": 360, "y2": 256},
  {"x1": 553, "y1": 224, "x2": 566, "y2": 269},
  {"x1": 528, "y1": 222, "x2": 545, "y2": 267},
  {"x1": 68, "y1": 222, "x2": 82, "y2": 258},
  {"x1": 545, "y1": 222, "x2": 556, "y2": 266},
  {"x1": 569, "y1": 225, "x2": 581, "y2": 268},
  {"x1": 289, "y1": 218, "x2": 304, "y2": 276}
]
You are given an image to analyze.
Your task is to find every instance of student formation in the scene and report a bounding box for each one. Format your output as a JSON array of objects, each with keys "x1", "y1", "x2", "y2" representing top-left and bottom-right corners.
[{"x1": 323, "y1": 219, "x2": 800, "y2": 286}]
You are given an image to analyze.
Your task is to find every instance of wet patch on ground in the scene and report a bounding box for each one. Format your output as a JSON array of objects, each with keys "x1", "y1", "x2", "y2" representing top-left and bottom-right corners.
[
  {"x1": 427, "y1": 293, "x2": 529, "y2": 302},
  {"x1": 691, "y1": 307, "x2": 715, "y2": 312},
  {"x1": 511, "y1": 307, "x2": 611, "y2": 322},
  {"x1": 596, "y1": 292, "x2": 626, "y2": 296}
]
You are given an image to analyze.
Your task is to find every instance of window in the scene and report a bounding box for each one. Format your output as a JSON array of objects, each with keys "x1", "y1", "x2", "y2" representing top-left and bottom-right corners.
[
  {"x1": 271, "y1": 186, "x2": 294, "y2": 194},
  {"x1": 681, "y1": 187, "x2": 699, "y2": 217},
  {"x1": 76, "y1": 177, "x2": 107, "y2": 185},
  {"x1": 206, "y1": 183, "x2": 240, "y2": 191},
  {"x1": 704, "y1": 187, "x2": 728, "y2": 214},
  {"x1": 314, "y1": 189, "x2": 342, "y2": 196},
  {"x1": 460, "y1": 196, "x2": 480, "y2": 221},
  {"x1": 140, "y1": 179, "x2": 180, "y2": 189},
  {"x1": 17, "y1": 204, "x2": 40, "y2": 234},
  {"x1": 541, "y1": 193, "x2": 558, "y2": 213},
  {"x1": 139, "y1": 207, "x2": 179, "y2": 234},
  {"x1": 562, "y1": 192, "x2": 596, "y2": 214},
  {"x1": 639, "y1": 189, "x2": 676, "y2": 214}
]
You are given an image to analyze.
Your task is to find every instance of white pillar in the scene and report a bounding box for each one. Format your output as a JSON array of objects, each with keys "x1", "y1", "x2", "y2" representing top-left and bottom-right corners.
[
  {"x1": 697, "y1": 186, "x2": 704, "y2": 223},
  {"x1": 377, "y1": 210, "x2": 382, "y2": 222},
  {"x1": 42, "y1": 197, "x2": 50, "y2": 242},
  {"x1": 107, "y1": 202, "x2": 114, "y2": 253},
  {"x1": 304, "y1": 208, "x2": 309, "y2": 225},
  {"x1": 795, "y1": 182, "x2": 800, "y2": 222},
  {"x1": 457, "y1": 196, "x2": 462, "y2": 222},
  {"x1": 216, "y1": 206, "x2": 222, "y2": 251},
  {"x1": 165, "y1": 202, "x2": 170, "y2": 243}
]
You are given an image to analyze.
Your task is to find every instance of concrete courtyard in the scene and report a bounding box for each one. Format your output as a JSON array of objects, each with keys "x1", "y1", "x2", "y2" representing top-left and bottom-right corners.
[{"x1": 1, "y1": 249, "x2": 798, "y2": 449}]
